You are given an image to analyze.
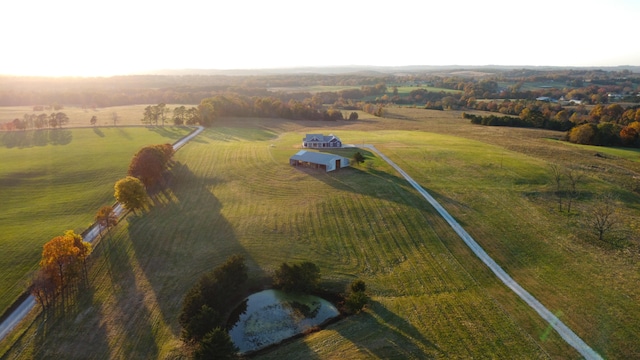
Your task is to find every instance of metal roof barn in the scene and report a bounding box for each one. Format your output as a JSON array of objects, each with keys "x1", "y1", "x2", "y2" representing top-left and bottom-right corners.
[{"x1": 289, "y1": 150, "x2": 350, "y2": 172}]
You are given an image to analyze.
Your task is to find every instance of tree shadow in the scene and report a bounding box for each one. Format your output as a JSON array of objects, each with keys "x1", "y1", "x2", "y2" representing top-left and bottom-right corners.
[
  {"x1": 125, "y1": 161, "x2": 266, "y2": 341},
  {"x1": 335, "y1": 299, "x2": 444, "y2": 359},
  {"x1": 0, "y1": 129, "x2": 72, "y2": 148},
  {"x1": 92, "y1": 127, "x2": 105, "y2": 137},
  {"x1": 49, "y1": 129, "x2": 72, "y2": 145},
  {"x1": 147, "y1": 126, "x2": 192, "y2": 141},
  {"x1": 115, "y1": 127, "x2": 133, "y2": 140},
  {"x1": 25, "y1": 280, "x2": 112, "y2": 358}
]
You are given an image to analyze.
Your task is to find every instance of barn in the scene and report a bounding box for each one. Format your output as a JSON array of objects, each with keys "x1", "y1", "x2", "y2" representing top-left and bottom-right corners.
[{"x1": 289, "y1": 150, "x2": 350, "y2": 172}]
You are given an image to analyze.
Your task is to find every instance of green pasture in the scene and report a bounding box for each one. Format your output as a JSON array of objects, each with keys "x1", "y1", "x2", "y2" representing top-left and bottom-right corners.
[
  {"x1": 0, "y1": 126, "x2": 192, "y2": 315},
  {"x1": 2, "y1": 110, "x2": 640, "y2": 359}
]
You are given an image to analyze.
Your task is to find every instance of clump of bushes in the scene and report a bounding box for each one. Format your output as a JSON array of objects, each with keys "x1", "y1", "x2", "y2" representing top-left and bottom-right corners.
[
  {"x1": 179, "y1": 255, "x2": 247, "y2": 358},
  {"x1": 273, "y1": 261, "x2": 320, "y2": 293},
  {"x1": 345, "y1": 279, "x2": 368, "y2": 314}
]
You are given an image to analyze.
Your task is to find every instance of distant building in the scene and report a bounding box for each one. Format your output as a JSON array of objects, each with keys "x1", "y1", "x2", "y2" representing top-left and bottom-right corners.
[
  {"x1": 289, "y1": 150, "x2": 350, "y2": 172},
  {"x1": 302, "y1": 134, "x2": 342, "y2": 148}
]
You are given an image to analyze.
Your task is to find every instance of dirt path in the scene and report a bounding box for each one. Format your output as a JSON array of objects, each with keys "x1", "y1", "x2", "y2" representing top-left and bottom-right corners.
[
  {"x1": 362, "y1": 144, "x2": 603, "y2": 360},
  {"x1": 0, "y1": 126, "x2": 204, "y2": 342}
]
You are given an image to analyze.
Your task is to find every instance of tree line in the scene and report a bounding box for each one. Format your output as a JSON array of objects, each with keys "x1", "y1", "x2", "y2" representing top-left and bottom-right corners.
[
  {"x1": 465, "y1": 102, "x2": 640, "y2": 147},
  {"x1": 30, "y1": 142, "x2": 174, "y2": 311},
  {"x1": 1, "y1": 112, "x2": 69, "y2": 131}
]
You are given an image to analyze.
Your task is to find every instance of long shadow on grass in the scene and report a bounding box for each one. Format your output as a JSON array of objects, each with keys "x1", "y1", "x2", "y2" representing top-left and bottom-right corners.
[
  {"x1": 301, "y1": 150, "x2": 432, "y2": 212},
  {"x1": 30, "y1": 282, "x2": 112, "y2": 358},
  {"x1": 147, "y1": 126, "x2": 191, "y2": 141},
  {"x1": 101, "y1": 223, "x2": 161, "y2": 358},
  {"x1": 126, "y1": 161, "x2": 266, "y2": 339},
  {"x1": 0, "y1": 129, "x2": 72, "y2": 148},
  {"x1": 335, "y1": 300, "x2": 444, "y2": 359}
]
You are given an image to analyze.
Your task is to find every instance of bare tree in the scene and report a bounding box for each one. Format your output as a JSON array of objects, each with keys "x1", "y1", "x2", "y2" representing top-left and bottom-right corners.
[
  {"x1": 549, "y1": 164, "x2": 563, "y2": 211},
  {"x1": 585, "y1": 192, "x2": 620, "y2": 242},
  {"x1": 111, "y1": 112, "x2": 119, "y2": 126},
  {"x1": 565, "y1": 168, "x2": 584, "y2": 213}
]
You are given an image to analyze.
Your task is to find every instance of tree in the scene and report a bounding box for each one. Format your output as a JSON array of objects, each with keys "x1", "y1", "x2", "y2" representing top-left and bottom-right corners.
[
  {"x1": 31, "y1": 268, "x2": 57, "y2": 310},
  {"x1": 111, "y1": 112, "x2": 119, "y2": 126},
  {"x1": 55, "y1": 112, "x2": 69, "y2": 128},
  {"x1": 568, "y1": 123, "x2": 596, "y2": 145},
  {"x1": 273, "y1": 261, "x2": 320, "y2": 293},
  {"x1": 345, "y1": 279, "x2": 368, "y2": 314},
  {"x1": 90, "y1": 115, "x2": 97, "y2": 126},
  {"x1": 180, "y1": 255, "x2": 248, "y2": 342},
  {"x1": 65, "y1": 230, "x2": 92, "y2": 282},
  {"x1": 585, "y1": 193, "x2": 620, "y2": 243},
  {"x1": 95, "y1": 205, "x2": 118, "y2": 238},
  {"x1": 549, "y1": 164, "x2": 564, "y2": 211},
  {"x1": 39, "y1": 234, "x2": 81, "y2": 306},
  {"x1": 348, "y1": 112, "x2": 359, "y2": 121},
  {"x1": 173, "y1": 105, "x2": 186, "y2": 125},
  {"x1": 128, "y1": 144, "x2": 174, "y2": 188},
  {"x1": 193, "y1": 328, "x2": 238, "y2": 360},
  {"x1": 114, "y1": 176, "x2": 147, "y2": 212},
  {"x1": 350, "y1": 279, "x2": 366, "y2": 293},
  {"x1": 198, "y1": 100, "x2": 216, "y2": 126},
  {"x1": 186, "y1": 107, "x2": 200, "y2": 125},
  {"x1": 565, "y1": 168, "x2": 583, "y2": 213},
  {"x1": 352, "y1": 151, "x2": 365, "y2": 166}
]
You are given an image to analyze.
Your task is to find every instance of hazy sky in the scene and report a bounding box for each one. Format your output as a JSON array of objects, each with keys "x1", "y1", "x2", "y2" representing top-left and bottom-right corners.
[{"x1": 2, "y1": 0, "x2": 639, "y2": 77}]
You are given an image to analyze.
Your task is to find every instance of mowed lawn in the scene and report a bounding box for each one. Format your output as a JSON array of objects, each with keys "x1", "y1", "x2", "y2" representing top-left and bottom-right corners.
[
  {"x1": 0, "y1": 126, "x2": 192, "y2": 315},
  {"x1": 2, "y1": 113, "x2": 639, "y2": 359}
]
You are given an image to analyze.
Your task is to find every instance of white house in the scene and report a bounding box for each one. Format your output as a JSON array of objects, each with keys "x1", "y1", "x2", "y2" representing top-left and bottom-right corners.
[
  {"x1": 302, "y1": 134, "x2": 342, "y2": 148},
  {"x1": 289, "y1": 150, "x2": 350, "y2": 172}
]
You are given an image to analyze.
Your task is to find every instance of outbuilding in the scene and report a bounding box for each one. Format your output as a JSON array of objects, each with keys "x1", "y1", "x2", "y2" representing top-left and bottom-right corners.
[{"x1": 289, "y1": 150, "x2": 350, "y2": 172}]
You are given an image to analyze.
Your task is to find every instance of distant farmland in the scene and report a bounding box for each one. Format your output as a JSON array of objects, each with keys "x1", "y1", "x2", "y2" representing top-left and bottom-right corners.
[{"x1": 1, "y1": 109, "x2": 639, "y2": 359}]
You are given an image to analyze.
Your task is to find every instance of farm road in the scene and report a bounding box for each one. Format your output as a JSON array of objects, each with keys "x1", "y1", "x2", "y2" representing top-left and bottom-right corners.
[
  {"x1": 0, "y1": 126, "x2": 204, "y2": 342},
  {"x1": 361, "y1": 144, "x2": 603, "y2": 360}
]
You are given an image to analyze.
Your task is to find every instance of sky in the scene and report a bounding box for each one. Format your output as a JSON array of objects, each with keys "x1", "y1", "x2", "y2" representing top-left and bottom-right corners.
[{"x1": 1, "y1": 0, "x2": 639, "y2": 77}]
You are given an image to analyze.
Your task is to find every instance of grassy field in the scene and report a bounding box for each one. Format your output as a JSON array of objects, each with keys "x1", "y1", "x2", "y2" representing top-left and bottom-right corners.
[
  {"x1": 1, "y1": 109, "x2": 639, "y2": 359},
  {"x1": 0, "y1": 126, "x2": 193, "y2": 316}
]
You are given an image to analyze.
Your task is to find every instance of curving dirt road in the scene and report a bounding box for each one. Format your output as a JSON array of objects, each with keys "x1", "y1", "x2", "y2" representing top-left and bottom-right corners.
[
  {"x1": 0, "y1": 126, "x2": 204, "y2": 342},
  {"x1": 363, "y1": 144, "x2": 602, "y2": 360}
]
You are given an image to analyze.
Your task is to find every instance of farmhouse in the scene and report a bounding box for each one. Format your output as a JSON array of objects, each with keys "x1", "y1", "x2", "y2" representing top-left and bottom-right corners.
[
  {"x1": 302, "y1": 134, "x2": 342, "y2": 148},
  {"x1": 289, "y1": 150, "x2": 350, "y2": 172}
]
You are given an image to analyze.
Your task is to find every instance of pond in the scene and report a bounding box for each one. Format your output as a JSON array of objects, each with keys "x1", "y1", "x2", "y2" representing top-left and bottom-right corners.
[{"x1": 228, "y1": 289, "x2": 340, "y2": 354}]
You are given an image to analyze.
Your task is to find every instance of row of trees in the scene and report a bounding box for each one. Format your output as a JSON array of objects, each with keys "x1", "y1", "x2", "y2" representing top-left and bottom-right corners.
[
  {"x1": 114, "y1": 143, "x2": 175, "y2": 212},
  {"x1": 565, "y1": 121, "x2": 640, "y2": 147},
  {"x1": 1, "y1": 112, "x2": 69, "y2": 131}
]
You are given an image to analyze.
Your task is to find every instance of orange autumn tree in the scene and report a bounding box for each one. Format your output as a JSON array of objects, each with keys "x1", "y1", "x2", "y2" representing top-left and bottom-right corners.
[{"x1": 33, "y1": 230, "x2": 92, "y2": 308}]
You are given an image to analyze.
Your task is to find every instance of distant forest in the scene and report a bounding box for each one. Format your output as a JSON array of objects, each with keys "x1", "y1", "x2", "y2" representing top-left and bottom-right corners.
[{"x1": 2, "y1": 68, "x2": 640, "y2": 147}]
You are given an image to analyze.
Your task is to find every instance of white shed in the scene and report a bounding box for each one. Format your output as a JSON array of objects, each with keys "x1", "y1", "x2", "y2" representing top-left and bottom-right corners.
[{"x1": 289, "y1": 150, "x2": 350, "y2": 172}]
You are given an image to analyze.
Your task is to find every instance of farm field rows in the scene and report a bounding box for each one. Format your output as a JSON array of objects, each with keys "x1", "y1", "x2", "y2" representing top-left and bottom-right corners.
[
  {"x1": 0, "y1": 126, "x2": 192, "y2": 315},
  {"x1": 2, "y1": 110, "x2": 639, "y2": 359}
]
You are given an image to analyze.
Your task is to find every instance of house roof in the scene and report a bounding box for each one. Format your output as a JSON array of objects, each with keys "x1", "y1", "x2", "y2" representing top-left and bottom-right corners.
[
  {"x1": 304, "y1": 134, "x2": 340, "y2": 142},
  {"x1": 290, "y1": 150, "x2": 346, "y2": 166}
]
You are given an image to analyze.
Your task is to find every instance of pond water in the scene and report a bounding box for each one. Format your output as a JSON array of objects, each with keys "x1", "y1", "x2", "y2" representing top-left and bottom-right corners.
[{"x1": 228, "y1": 289, "x2": 340, "y2": 354}]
